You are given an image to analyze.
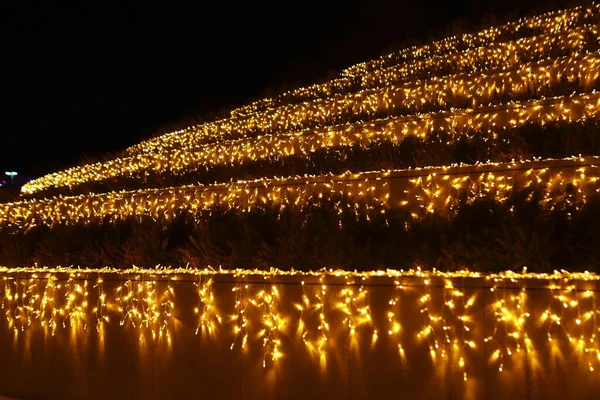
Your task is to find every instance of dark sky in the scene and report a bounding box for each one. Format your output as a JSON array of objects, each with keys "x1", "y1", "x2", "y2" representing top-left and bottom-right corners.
[{"x1": 2, "y1": 0, "x2": 571, "y2": 178}]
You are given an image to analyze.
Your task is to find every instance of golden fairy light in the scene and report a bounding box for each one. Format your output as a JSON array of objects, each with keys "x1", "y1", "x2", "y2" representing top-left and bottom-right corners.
[
  {"x1": 250, "y1": 285, "x2": 284, "y2": 367},
  {"x1": 240, "y1": 4, "x2": 598, "y2": 116},
  {"x1": 294, "y1": 276, "x2": 330, "y2": 357},
  {"x1": 194, "y1": 276, "x2": 221, "y2": 337},
  {"x1": 335, "y1": 280, "x2": 374, "y2": 343},
  {"x1": 6, "y1": 3, "x2": 600, "y2": 243},
  {"x1": 3, "y1": 3, "x2": 600, "y2": 382},
  {"x1": 115, "y1": 277, "x2": 174, "y2": 344},
  {"x1": 295, "y1": 281, "x2": 310, "y2": 346},
  {"x1": 485, "y1": 276, "x2": 530, "y2": 372},
  {"x1": 61, "y1": 274, "x2": 89, "y2": 330},
  {"x1": 1, "y1": 275, "x2": 60, "y2": 335},
  {"x1": 387, "y1": 280, "x2": 404, "y2": 357},
  {"x1": 5, "y1": 155, "x2": 600, "y2": 231},
  {"x1": 1, "y1": 266, "x2": 600, "y2": 375},
  {"x1": 314, "y1": 277, "x2": 330, "y2": 356},
  {"x1": 125, "y1": 18, "x2": 600, "y2": 157},
  {"x1": 540, "y1": 276, "x2": 600, "y2": 372},
  {"x1": 230, "y1": 277, "x2": 250, "y2": 351},
  {"x1": 93, "y1": 276, "x2": 109, "y2": 333},
  {"x1": 415, "y1": 273, "x2": 477, "y2": 380},
  {"x1": 20, "y1": 85, "x2": 600, "y2": 196}
]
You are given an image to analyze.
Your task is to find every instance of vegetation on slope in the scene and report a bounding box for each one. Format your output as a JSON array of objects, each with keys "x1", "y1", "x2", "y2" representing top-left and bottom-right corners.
[{"x1": 3, "y1": 187, "x2": 598, "y2": 273}]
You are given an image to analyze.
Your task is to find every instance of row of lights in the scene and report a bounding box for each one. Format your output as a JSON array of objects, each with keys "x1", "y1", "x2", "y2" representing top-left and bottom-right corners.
[
  {"x1": 341, "y1": 5, "x2": 598, "y2": 77},
  {"x1": 4, "y1": 156, "x2": 600, "y2": 230},
  {"x1": 126, "y1": 24, "x2": 599, "y2": 157},
  {"x1": 214, "y1": 5, "x2": 600, "y2": 118},
  {"x1": 2, "y1": 266, "x2": 600, "y2": 375},
  {"x1": 20, "y1": 82, "x2": 600, "y2": 196},
  {"x1": 237, "y1": 23, "x2": 600, "y2": 117}
]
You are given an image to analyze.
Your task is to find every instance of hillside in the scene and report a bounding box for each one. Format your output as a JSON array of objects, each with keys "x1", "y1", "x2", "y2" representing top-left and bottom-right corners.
[{"x1": 3, "y1": 4, "x2": 600, "y2": 272}]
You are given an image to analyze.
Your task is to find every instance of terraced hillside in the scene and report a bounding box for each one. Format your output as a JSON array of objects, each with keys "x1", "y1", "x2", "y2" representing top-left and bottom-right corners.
[{"x1": 4, "y1": 4, "x2": 600, "y2": 271}]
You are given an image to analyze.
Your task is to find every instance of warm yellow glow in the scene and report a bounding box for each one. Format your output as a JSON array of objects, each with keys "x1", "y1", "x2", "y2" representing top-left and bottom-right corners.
[
  {"x1": 4, "y1": 156, "x2": 600, "y2": 231},
  {"x1": 2, "y1": 266, "x2": 600, "y2": 372},
  {"x1": 195, "y1": 277, "x2": 221, "y2": 338},
  {"x1": 20, "y1": 89, "x2": 600, "y2": 196},
  {"x1": 114, "y1": 278, "x2": 173, "y2": 344},
  {"x1": 2, "y1": 4, "x2": 600, "y2": 379}
]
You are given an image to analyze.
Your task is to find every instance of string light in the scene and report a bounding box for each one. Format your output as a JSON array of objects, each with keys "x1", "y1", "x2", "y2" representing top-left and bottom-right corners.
[
  {"x1": 486, "y1": 279, "x2": 530, "y2": 372},
  {"x1": 5, "y1": 155, "x2": 600, "y2": 231},
  {"x1": 3, "y1": 4, "x2": 600, "y2": 383},
  {"x1": 387, "y1": 280, "x2": 405, "y2": 358},
  {"x1": 230, "y1": 275, "x2": 250, "y2": 350},
  {"x1": 241, "y1": 21, "x2": 600, "y2": 115},
  {"x1": 250, "y1": 285, "x2": 284, "y2": 367},
  {"x1": 540, "y1": 276, "x2": 600, "y2": 372},
  {"x1": 341, "y1": 6, "x2": 599, "y2": 78},
  {"x1": 294, "y1": 275, "x2": 329, "y2": 356},
  {"x1": 61, "y1": 274, "x2": 89, "y2": 330},
  {"x1": 115, "y1": 276, "x2": 174, "y2": 344},
  {"x1": 335, "y1": 280, "x2": 374, "y2": 343},
  {"x1": 127, "y1": 12, "x2": 600, "y2": 156},
  {"x1": 21, "y1": 77, "x2": 600, "y2": 195},
  {"x1": 93, "y1": 276, "x2": 109, "y2": 333},
  {"x1": 2, "y1": 266, "x2": 600, "y2": 375},
  {"x1": 194, "y1": 275, "x2": 221, "y2": 337}
]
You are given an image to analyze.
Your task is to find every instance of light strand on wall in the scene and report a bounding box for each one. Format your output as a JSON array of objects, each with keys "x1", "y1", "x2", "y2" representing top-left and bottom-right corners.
[{"x1": 2, "y1": 266, "x2": 600, "y2": 374}]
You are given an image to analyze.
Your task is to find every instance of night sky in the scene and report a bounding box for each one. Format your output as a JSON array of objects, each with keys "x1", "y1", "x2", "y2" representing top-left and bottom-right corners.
[{"x1": 2, "y1": 0, "x2": 569, "y2": 179}]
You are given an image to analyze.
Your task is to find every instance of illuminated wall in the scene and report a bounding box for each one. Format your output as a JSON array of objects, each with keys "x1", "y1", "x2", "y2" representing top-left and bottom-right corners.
[{"x1": 2, "y1": 267, "x2": 600, "y2": 399}]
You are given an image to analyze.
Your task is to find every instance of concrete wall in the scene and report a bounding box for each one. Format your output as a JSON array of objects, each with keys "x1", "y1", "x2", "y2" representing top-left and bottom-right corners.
[{"x1": 1, "y1": 271, "x2": 599, "y2": 399}]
